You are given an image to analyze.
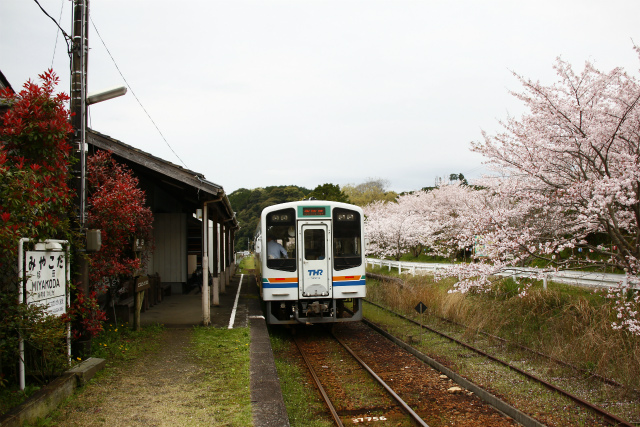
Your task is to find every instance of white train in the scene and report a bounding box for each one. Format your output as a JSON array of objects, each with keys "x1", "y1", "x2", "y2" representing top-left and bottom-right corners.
[{"x1": 254, "y1": 201, "x2": 366, "y2": 324}]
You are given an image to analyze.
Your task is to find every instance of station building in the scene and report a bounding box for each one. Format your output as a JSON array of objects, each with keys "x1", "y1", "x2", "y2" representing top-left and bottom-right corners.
[{"x1": 87, "y1": 129, "x2": 239, "y2": 321}]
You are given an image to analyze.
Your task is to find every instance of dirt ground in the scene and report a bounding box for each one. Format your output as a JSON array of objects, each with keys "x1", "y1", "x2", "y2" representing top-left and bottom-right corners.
[{"x1": 51, "y1": 329, "x2": 223, "y2": 427}]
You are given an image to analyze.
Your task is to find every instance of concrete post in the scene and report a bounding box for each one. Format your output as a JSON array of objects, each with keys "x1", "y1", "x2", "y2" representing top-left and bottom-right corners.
[
  {"x1": 220, "y1": 223, "x2": 226, "y2": 293},
  {"x1": 211, "y1": 211, "x2": 219, "y2": 306},
  {"x1": 202, "y1": 203, "x2": 210, "y2": 325}
]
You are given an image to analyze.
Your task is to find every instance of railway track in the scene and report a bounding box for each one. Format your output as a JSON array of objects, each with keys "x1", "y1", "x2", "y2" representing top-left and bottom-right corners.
[
  {"x1": 291, "y1": 325, "x2": 520, "y2": 427},
  {"x1": 294, "y1": 329, "x2": 428, "y2": 427},
  {"x1": 363, "y1": 299, "x2": 639, "y2": 427}
]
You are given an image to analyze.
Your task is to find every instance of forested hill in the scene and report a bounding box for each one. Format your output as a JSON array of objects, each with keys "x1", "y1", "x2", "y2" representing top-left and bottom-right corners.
[
  {"x1": 228, "y1": 180, "x2": 399, "y2": 251},
  {"x1": 228, "y1": 185, "x2": 312, "y2": 251}
]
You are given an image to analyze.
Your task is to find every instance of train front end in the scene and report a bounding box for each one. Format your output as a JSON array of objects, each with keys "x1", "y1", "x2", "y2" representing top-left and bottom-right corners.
[{"x1": 257, "y1": 201, "x2": 366, "y2": 324}]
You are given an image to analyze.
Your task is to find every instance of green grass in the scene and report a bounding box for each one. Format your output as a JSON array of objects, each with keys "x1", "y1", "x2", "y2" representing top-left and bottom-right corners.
[
  {"x1": 190, "y1": 326, "x2": 253, "y2": 426},
  {"x1": 89, "y1": 322, "x2": 165, "y2": 366},
  {"x1": 269, "y1": 327, "x2": 333, "y2": 427},
  {"x1": 237, "y1": 255, "x2": 257, "y2": 274}
]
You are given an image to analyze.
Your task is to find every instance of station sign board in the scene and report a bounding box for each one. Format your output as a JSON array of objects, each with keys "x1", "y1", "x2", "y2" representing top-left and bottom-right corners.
[{"x1": 20, "y1": 240, "x2": 68, "y2": 317}]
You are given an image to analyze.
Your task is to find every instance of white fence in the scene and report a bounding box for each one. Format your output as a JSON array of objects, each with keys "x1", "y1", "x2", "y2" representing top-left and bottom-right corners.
[
  {"x1": 366, "y1": 258, "x2": 449, "y2": 275},
  {"x1": 365, "y1": 258, "x2": 639, "y2": 290}
]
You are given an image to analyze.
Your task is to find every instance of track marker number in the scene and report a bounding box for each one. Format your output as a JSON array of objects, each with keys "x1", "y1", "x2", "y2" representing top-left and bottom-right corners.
[{"x1": 352, "y1": 416, "x2": 387, "y2": 423}]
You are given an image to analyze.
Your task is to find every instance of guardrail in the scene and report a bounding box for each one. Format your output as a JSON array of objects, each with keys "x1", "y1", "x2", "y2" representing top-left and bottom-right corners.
[
  {"x1": 365, "y1": 258, "x2": 639, "y2": 290},
  {"x1": 365, "y1": 258, "x2": 449, "y2": 275}
]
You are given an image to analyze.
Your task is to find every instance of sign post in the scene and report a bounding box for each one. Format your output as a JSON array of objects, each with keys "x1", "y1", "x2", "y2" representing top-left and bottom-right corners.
[
  {"x1": 132, "y1": 238, "x2": 148, "y2": 331},
  {"x1": 133, "y1": 275, "x2": 150, "y2": 331},
  {"x1": 18, "y1": 238, "x2": 70, "y2": 390},
  {"x1": 414, "y1": 301, "x2": 427, "y2": 344}
]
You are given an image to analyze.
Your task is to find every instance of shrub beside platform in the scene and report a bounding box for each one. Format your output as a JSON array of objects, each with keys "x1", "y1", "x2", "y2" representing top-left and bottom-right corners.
[{"x1": 0, "y1": 358, "x2": 106, "y2": 427}]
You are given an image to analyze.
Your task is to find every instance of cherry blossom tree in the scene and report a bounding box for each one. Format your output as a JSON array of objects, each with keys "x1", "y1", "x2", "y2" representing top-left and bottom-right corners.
[
  {"x1": 454, "y1": 51, "x2": 640, "y2": 333},
  {"x1": 366, "y1": 52, "x2": 640, "y2": 334},
  {"x1": 474, "y1": 51, "x2": 640, "y2": 270},
  {"x1": 364, "y1": 199, "x2": 411, "y2": 260},
  {"x1": 419, "y1": 183, "x2": 485, "y2": 259},
  {"x1": 364, "y1": 183, "x2": 482, "y2": 261}
]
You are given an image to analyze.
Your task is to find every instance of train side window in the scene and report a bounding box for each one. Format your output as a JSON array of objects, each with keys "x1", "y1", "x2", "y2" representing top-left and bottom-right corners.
[
  {"x1": 266, "y1": 208, "x2": 296, "y2": 272},
  {"x1": 333, "y1": 208, "x2": 362, "y2": 270}
]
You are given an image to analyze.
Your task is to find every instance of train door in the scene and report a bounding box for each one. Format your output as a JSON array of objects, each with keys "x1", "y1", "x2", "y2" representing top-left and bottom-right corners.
[{"x1": 299, "y1": 223, "x2": 331, "y2": 298}]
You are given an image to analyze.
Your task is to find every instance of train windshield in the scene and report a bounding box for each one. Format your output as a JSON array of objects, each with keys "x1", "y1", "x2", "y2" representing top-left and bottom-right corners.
[
  {"x1": 332, "y1": 208, "x2": 362, "y2": 270},
  {"x1": 304, "y1": 229, "x2": 326, "y2": 260},
  {"x1": 265, "y1": 208, "x2": 296, "y2": 272}
]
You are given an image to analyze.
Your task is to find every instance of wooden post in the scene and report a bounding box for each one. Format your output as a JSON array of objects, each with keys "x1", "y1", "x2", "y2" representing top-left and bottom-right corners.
[
  {"x1": 133, "y1": 291, "x2": 141, "y2": 331},
  {"x1": 133, "y1": 276, "x2": 149, "y2": 331}
]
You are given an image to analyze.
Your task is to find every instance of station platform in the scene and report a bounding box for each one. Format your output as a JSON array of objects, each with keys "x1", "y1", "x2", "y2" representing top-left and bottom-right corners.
[
  {"x1": 140, "y1": 271, "x2": 290, "y2": 427},
  {"x1": 140, "y1": 272, "x2": 254, "y2": 329}
]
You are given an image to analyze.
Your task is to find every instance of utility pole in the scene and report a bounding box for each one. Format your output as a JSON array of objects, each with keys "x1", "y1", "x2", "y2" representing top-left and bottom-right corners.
[
  {"x1": 70, "y1": 0, "x2": 89, "y2": 297},
  {"x1": 68, "y1": 0, "x2": 127, "y2": 345}
]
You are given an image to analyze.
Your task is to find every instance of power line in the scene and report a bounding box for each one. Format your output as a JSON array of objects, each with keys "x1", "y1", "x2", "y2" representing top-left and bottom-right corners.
[
  {"x1": 89, "y1": 17, "x2": 190, "y2": 170},
  {"x1": 33, "y1": 0, "x2": 72, "y2": 58},
  {"x1": 49, "y1": 0, "x2": 66, "y2": 69}
]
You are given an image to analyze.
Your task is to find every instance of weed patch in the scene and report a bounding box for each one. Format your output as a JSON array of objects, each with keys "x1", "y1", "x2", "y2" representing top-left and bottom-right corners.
[
  {"x1": 190, "y1": 327, "x2": 252, "y2": 426},
  {"x1": 270, "y1": 327, "x2": 333, "y2": 427},
  {"x1": 365, "y1": 269, "x2": 640, "y2": 390}
]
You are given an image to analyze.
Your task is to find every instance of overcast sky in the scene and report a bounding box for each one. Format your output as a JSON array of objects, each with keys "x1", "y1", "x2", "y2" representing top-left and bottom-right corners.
[{"x1": 2, "y1": 0, "x2": 640, "y2": 194}]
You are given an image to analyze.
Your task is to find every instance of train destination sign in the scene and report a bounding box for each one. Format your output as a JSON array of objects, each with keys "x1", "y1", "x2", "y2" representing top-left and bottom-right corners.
[
  {"x1": 303, "y1": 207, "x2": 326, "y2": 216},
  {"x1": 24, "y1": 247, "x2": 67, "y2": 317}
]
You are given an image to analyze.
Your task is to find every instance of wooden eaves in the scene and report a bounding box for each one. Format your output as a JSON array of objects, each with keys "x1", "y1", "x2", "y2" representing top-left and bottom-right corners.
[{"x1": 87, "y1": 129, "x2": 239, "y2": 229}]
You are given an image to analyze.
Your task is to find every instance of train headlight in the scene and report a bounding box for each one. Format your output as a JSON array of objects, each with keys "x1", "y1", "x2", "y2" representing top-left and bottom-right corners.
[
  {"x1": 337, "y1": 213, "x2": 355, "y2": 221},
  {"x1": 271, "y1": 213, "x2": 289, "y2": 222}
]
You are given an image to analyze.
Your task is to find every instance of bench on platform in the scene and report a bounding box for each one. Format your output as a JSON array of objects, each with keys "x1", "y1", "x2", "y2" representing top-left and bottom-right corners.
[{"x1": 112, "y1": 273, "x2": 166, "y2": 324}]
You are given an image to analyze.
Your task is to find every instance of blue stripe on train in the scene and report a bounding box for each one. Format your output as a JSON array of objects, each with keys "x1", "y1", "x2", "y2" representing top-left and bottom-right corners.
[
  {"x1": 262, "y1": 279, "x2": 365, "y2": 288},
  {"x1": 262, "y1": 282, "x2": 299, "y2": 288},
  {"x1": 333, "y1": 279, "x2": 366, "y2": 287}
]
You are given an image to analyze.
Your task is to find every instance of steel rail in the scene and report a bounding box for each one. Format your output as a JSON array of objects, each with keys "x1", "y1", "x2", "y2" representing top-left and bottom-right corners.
[
  {"x1": 293, "y1": 336, "x2": 344, "y2": 427},
  {"x1": 331, "y1": 332, "x2": 431, "y2": 427},
  {"x1": 363, "y1": 299, "x2": 634, "y2": 427},
  {"x1": 364, "y1": 294, "x2": 628, "y2": 390},
  {"x1": 365, "y1": 275, "x2": 633, "y2": 392}
]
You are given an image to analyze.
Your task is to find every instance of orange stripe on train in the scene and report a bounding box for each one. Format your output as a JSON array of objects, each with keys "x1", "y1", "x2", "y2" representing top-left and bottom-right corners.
[
  {"x1": 267, "y1": 277, "x2": 299, "y2": 283},
  {"x1": 332, "y1": 275, "x2": 364, "y2": 281}
]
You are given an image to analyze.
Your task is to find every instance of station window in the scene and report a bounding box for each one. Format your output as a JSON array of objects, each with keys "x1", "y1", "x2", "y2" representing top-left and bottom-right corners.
[
  {"x1": 266, "y1": 208, "x2": 296, "y2": 272},
  {"x1": 332, "y1": 208, "x2": 362, "y2": 270}
]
